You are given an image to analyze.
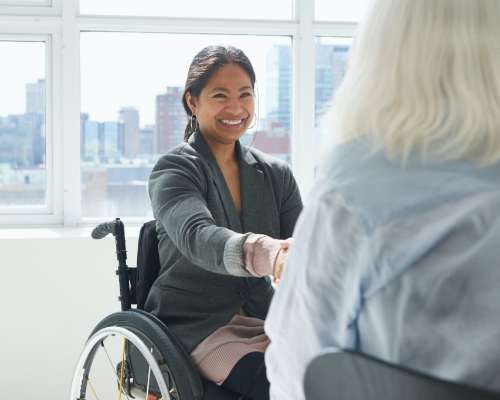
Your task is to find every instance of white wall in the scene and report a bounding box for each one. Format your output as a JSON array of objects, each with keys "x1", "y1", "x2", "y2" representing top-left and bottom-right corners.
[{"x1": 0, "y1": 230, "x2": 139, "y2": 400}]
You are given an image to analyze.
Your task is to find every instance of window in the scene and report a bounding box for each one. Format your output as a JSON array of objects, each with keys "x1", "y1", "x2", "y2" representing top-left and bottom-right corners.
[
  {"x1": 0, "y1": 0, "x2": 361, "y2": 225},
  {"x1": 80, "y1": 33, "x2": 292, "y2": 218},
  {"x1": 315, "y1": 0, "x2": 370, "y2": 22},
  {"x1": 80, "y1": 0, "x2": 293, "y2": 20},
  {"x1": 0, "y1": 40, "x2": 47, "y2": 210}
]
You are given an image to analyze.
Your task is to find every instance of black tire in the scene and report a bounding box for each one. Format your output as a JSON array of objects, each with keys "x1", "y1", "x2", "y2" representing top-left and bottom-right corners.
[{"x1": 90, "y1": 309, "x2": 204, "y2": 400}]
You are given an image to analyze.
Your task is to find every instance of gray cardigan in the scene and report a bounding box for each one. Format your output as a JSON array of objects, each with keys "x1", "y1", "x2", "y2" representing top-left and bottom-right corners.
[{"x1": 144, "y1": 131, "x2": 303, "y2": 352}]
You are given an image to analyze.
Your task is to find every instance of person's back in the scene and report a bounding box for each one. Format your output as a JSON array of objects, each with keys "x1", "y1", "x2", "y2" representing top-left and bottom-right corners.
[
  {"x1": 266, "y1": 139, "x2": 500, "y2": 399},
  {"x1": 327, "y1": 140, "x2": 500, "y2": 388},
  {"x1": 265, "y1": 1, "x2": 500, "y2": 399}
]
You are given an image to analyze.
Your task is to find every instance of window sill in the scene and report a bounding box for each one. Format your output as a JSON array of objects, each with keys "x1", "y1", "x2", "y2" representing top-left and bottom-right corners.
[{"x1": 0, "y1": 225, "x2": 142, "y2": 240}]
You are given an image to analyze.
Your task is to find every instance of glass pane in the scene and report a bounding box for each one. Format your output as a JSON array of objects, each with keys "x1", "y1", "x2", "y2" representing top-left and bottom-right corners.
[
  {"x1": 81, "y1": 33, "x2": 292, "y2": 218},
  {"x1": 315, "y1": 0, "x2": 370, "y2": 21},
  {"x1": 80, "y1": 0, "x2": 292, "y2": 19},
  {"x1": 315, "y1": 37, "x2": 352, "y2": 128},
  {"x1": 0, "y1": 41, "x2": 46, "y2": 208}
]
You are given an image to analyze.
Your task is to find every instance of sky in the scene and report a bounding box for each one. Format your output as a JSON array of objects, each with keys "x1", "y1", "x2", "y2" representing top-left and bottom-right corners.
[
  {"x1": 0, "y1": 41, "x2": 45, "y2": 117},
  {"x1": 0, "y1": 1, "x2": 370, "y2": 125}
]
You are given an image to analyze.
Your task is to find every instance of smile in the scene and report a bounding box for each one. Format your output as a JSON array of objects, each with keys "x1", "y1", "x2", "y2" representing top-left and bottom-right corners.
[{"x1": 219, "y1": 119, "x2": 244, "y2": 126}]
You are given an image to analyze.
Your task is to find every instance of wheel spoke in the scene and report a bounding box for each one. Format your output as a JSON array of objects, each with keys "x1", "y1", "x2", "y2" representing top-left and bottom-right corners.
[
  {"x1": 87, "y1": 379, "x2": 102, "y2": 400},
  {"x1": 100, "y1": 340, "x2": 132, "y2": 400},
  {"x1": 118, "y1": 338, "x2": 127, "y2": 400}
]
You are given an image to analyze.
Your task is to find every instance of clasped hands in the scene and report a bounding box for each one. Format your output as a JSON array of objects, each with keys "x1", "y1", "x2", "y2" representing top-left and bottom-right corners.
[{"x1": 272, "y1": 238, "x2": 293, "y2": 283}]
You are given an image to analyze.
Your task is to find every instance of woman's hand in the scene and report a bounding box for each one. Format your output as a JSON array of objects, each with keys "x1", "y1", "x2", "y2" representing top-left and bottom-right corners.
[{"x1": 273, "y1": 238, "x2": 294, "y2": 283}]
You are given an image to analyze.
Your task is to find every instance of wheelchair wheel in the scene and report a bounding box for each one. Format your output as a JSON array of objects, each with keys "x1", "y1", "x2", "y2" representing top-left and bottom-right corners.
[{"x1": 71, "y1": 310, "x2": 203, "y2": 400}]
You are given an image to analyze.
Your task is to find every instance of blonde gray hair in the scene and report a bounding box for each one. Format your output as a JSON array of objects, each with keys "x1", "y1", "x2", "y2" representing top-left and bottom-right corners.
[{"x1": 326, "y1": 0, "x2": 500, "y2": 165}]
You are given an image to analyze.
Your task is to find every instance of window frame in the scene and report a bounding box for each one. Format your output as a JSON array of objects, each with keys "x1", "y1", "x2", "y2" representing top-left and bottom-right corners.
[
  {"x1": 0, "y1": 0, "x2": 61, "y2": 16},
  {"x1": 0, "y1": 28, "x2": 64, "y2": 225},
  {"x1": 0, "y1": 0, "x2": 358, "y2": 226}
]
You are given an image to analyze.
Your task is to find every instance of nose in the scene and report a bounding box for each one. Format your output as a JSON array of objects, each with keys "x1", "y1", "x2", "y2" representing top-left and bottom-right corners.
[{"x1": 225, "y1": 96, "x2": 244, "y2": 114}]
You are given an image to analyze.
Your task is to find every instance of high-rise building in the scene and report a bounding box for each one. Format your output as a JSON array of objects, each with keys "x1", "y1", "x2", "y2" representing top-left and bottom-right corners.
[
  {"x1": 81, "y1": 114, "x2": 124, "y2": 161},
  {"x1": 155, "y1": 86, "x2": 185, "y2": 154},
  {"x1": 0, "y1": 113, "x2": 44, "y2": 168},
  {"x1": 119, "y1": 107, "x2": 140, "y2": 158},
  {"x1": 25, "y1": 79, "x2": 46, "y2": 115},
  {"x1": 100, "y1": 121, "x2": 123, "y2": 160},
  {"x1": 140, "y1": 124, "x2": 154, "y2": 156},
  {"x1": 315, "y1": 43, "x2": 349, "y2": 123},
  {"x1": 252, "y1": 129, "x2": 291, "y2": 163},
  {"x1": 25, "y1": 79, "x2": 46, "y2": 165},
  {"x1": 265, "y1": 42, "x2": 349, "y2": 131},
  {"x1": 80, "y1": 114, "x2": 100, "y2": 160},
  {"x1": 265, "y1": 45, "x2": 292, "y2": 132}
]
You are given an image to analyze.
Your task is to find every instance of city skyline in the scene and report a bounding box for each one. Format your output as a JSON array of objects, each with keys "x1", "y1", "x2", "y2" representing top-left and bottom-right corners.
[{"x1": 1, "y1": 41, "x2": 350, "y2": 214}]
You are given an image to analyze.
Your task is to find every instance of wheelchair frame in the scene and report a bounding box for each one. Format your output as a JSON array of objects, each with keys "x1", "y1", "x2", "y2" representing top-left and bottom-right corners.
[{"x1": 70, "y1": 219, "x2": 205, "y2": 400}]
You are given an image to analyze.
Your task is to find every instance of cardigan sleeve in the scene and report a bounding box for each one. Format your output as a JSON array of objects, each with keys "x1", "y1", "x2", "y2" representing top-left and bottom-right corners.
[{"x1": 149, "y1": 152, "x2": 253, "y2": 277}]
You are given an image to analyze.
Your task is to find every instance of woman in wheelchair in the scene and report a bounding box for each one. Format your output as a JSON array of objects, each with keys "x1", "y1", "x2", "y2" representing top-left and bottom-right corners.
[{"x1": 143, "y1": 45, "x2": 303, "y2": 400}]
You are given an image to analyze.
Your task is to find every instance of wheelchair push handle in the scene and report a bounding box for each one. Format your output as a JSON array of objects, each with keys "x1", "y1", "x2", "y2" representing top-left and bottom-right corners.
[
  {"x1": 91, "y1": 218, "x2": 132, "y2": 311},
  {"x1": 91, "y1": 220, "x2": 119, "y2": 239}
]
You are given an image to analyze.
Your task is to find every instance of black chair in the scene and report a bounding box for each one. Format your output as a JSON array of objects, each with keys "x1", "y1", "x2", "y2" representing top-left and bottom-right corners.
[
  {"x1": 71, "y1": 219, "x2": 239, "y2": 400},
  {"x1": 304, "y1": 350, "x2": 500, "y2": 400}
]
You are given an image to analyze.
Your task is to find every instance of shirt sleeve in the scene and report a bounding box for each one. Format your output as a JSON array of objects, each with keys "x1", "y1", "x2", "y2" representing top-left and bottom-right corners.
[{"x1": 264, "y1": 190, "x2": 369, "y2": 400}]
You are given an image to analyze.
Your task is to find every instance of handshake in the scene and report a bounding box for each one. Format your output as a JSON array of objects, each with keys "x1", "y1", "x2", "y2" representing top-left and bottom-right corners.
[{"x1": 272, "y1": 238, "x2": 294, "y2": 283}]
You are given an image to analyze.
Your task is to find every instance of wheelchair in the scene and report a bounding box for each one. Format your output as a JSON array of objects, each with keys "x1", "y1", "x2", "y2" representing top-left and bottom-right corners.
[
  {"x1": 70, "y1": 219, "x2": 240, "y2": 400},
  {"x1": 305, "y1": 351, "x2": 500, "y2": 400}
]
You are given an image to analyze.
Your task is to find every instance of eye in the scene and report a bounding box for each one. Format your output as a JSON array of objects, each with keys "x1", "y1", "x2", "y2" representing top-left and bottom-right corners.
[
  {"x1": 212, "y1": 93, "x2": 227, "y2": 99},
  {"x1": 241, "y1": 91, "x2": 254, "y2": 98}
]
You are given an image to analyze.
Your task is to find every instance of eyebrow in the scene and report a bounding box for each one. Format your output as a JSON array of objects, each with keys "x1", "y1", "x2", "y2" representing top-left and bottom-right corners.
[{"x1": 210, "y1": 86, "x2": 253, "y2": 93}]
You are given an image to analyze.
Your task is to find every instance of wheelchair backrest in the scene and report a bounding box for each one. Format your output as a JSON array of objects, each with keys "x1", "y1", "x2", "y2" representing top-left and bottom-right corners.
[
  {"x1": 136, "y1": 220, "x2": 161, "y2": 309},
  {"x1": 304, "y1": 350, "x2": 500, "y2": 400}
]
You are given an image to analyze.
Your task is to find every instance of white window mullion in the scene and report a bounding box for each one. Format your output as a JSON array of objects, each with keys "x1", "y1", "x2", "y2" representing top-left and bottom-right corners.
[
  {"x1": 292, "y1": 0, "x2": 316, "y2": 201},
  {"x1": 61, "y1": 0, "x2": 81, "y2": 226},
  {"x1": 0, "y1": 0, "x2": 61, "y2": 16},
  {"x1": 45, "y1": 32, "x2": 59, "y2": 220},
  {"x1": 313, "y1": 21, "x2": 357, "y2": 37},
  {"x1": 79, "y1": 16, "x2": 298, "y2": 36}
]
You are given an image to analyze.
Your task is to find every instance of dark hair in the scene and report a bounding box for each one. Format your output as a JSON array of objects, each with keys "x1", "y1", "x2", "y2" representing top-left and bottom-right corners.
[{"x1": 182, "y1": 45, "x2": 256, "y2": 142}]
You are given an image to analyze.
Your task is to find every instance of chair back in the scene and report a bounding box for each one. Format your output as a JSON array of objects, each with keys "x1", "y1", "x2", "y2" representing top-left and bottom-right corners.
[
  {"x1": 136, "y1": 220, "x2": 161, "y2": 309},
  {"x1": 304, "y1": 350, "x2": 500, "y2": 400}
]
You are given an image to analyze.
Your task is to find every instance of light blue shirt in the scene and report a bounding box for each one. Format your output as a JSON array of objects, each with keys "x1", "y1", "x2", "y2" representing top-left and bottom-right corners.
[{"x1": 265, "y1": 139, "x2": 500, "y2": 400}]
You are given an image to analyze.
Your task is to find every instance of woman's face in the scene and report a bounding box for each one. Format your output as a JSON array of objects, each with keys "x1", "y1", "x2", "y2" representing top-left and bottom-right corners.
[{"x1": 186, "y1": 63, "x2": 255, "y2": 145}]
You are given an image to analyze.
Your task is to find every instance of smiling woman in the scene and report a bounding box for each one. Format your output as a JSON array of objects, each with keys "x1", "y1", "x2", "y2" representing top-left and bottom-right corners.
[{"x1": 144, "y1": 45, "x2": 303, "y2": 399}]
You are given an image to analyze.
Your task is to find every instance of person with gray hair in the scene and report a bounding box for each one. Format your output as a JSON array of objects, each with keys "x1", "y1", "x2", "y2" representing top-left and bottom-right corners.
[{"x1": 264, "y1": 1, "x2": 500, "y2": 399}]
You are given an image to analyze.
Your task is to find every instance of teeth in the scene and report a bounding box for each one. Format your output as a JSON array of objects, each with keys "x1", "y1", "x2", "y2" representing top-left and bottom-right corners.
[{"x1": 221, "y1": 119, "x2": 242, "y2": 125}]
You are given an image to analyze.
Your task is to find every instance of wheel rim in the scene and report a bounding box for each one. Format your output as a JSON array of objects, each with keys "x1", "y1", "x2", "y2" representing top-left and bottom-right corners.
[{"x1": 70, "y1": 326, "x2": 172, "y2": 400}]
